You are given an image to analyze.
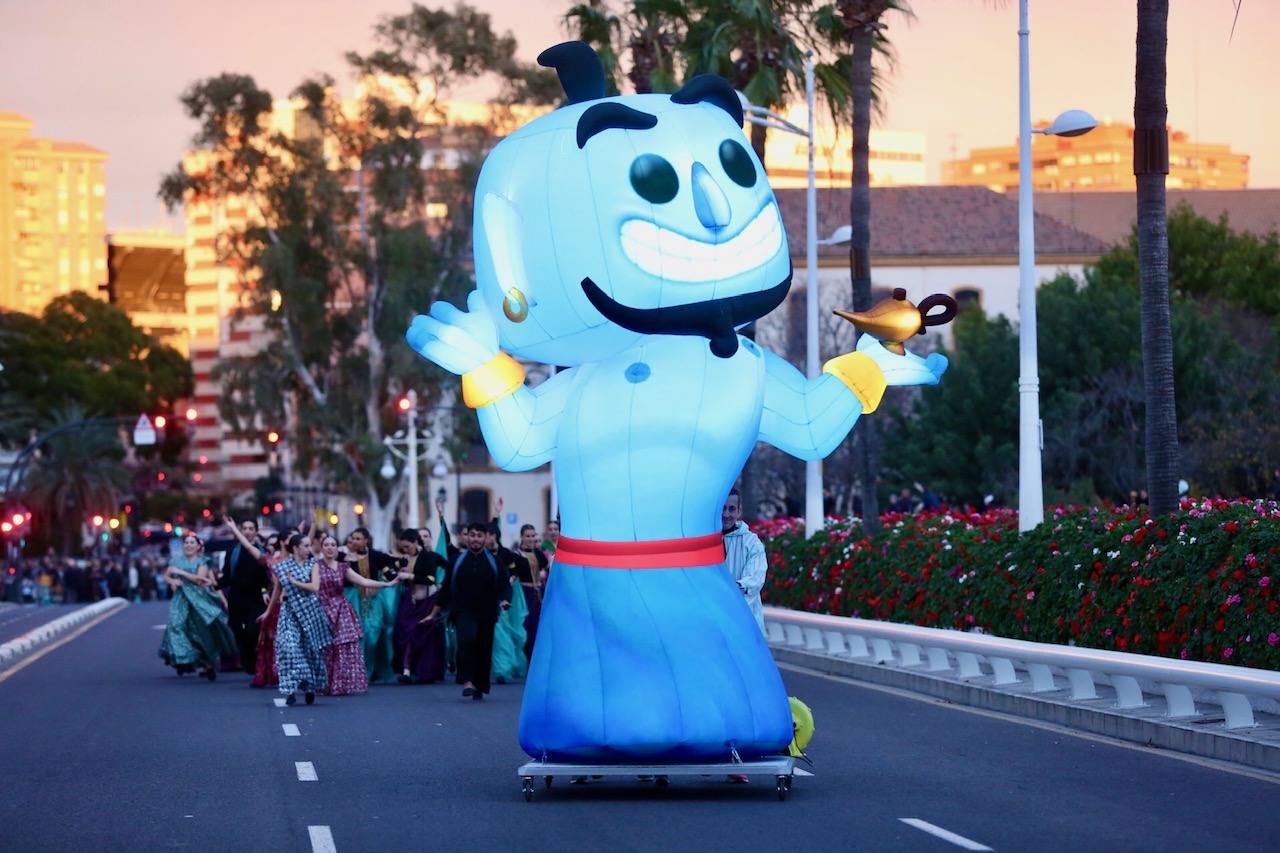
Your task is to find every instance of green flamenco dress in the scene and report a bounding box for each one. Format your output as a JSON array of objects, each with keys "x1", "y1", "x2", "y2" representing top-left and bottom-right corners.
[
  {"x1": 345, "y1": 582, "x2": 400, "y2": 683},
  {"x1": 159, "y1": 555, "x2": 237, "y2": 673},
  {"x1": 491, "y1": 581, "x2": 528, "y2": 683}
]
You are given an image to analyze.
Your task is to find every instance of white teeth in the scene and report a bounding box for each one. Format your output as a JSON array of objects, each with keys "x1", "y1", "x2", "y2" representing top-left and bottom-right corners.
[{"x1": 619, "y1": 204, "x2": 783, "y2": 282}]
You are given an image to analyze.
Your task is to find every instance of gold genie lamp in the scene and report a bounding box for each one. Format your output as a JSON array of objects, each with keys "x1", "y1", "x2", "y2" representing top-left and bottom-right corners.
[{"x1": 833, "y1": 288, "x2": 958, "y2": 355}]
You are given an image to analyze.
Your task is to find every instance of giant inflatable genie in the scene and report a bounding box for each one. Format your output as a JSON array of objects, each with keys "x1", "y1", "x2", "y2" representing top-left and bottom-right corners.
[{"x1": 407, "y1": 41, "x2": 947, "y2": 763}]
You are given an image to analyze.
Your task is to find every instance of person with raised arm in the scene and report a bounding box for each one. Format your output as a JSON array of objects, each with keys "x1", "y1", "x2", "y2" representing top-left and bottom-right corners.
[{"x1": 205, "y1": 515, "x2": 271, "y2": 674}]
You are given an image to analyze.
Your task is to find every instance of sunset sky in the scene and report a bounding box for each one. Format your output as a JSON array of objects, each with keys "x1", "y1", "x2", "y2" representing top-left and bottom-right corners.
[{"x1": 1, "y1": 0, "x2": 1273, "y2": 229}]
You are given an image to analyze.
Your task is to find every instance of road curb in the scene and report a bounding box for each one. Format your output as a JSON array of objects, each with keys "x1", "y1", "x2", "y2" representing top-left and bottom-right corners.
[
  {"x1": 772, "y1": 645, "x2": 1280, "y2": 776},
  {"x1": 0, "y1": 598, "x2": 129, "y2": 667}
]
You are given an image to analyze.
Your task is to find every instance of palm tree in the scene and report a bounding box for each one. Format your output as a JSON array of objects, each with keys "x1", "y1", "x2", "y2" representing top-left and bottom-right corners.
[
  {"x1": 1134, "y1": 0, "x2": 1178, "y2": 515},
  {"x1": 827, "y1": 0, "x2": 910, "y2": 535},
  {"x1": 563, "y1": 1, "x2": 625, "y2": 94},
  {"x1": 21, "y1": 406, "x2": 131, "y2": 555}
]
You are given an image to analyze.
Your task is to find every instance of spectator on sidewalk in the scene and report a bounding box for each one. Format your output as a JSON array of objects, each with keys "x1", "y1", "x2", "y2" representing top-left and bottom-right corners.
[{"x1": 722, "y1": 489, "x2": 767, "y2": 636}]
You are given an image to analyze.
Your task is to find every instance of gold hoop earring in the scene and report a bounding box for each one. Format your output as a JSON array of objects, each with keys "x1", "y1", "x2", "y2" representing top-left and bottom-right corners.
[{"x1": 502, "y1": 287, "x2": 529, "y2": 323}]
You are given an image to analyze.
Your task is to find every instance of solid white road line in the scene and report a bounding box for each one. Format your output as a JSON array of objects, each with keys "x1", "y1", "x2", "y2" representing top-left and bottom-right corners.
[
  {"x1": 308, "y1": 825, "x2": 337, "y2": 853},
  {"x1": 273, "y1": 697, "x2": 287, "y2": 708},
  {"x1": 899, "y1": 819, "x2": 993, "y2": 851},
  {"x1": 296, "y1": 761, "x2": 318, "y2": 781},
  {"x1": 282, "y1": 723, "x2": 301, "y2": 737},
  {"x1": 793, "y1": 767, "x2": 815, "y2": 777}
]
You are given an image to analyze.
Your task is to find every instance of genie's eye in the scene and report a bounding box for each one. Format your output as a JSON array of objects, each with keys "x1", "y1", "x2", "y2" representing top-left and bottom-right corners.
[
  {"x1": 630, "y1": 154, "x2": 679, "y2": 204},
  {"x1": 719, "y1": 139, "x2": 756, "y2": 188}
]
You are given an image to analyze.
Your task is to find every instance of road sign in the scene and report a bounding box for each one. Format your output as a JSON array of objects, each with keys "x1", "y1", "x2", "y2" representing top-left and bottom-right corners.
[{"x1": 132, "y1": 415, "x2": 156, "y2": 447}]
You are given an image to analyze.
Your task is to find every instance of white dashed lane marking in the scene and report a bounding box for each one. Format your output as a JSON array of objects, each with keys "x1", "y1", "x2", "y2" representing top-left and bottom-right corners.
[
  {"x1": 308, "y1": 825, "x2": 337, "y2": 853},
  {"x1": 296, "y1": 761, "x2": 318, "y2": 781},
  {"x1": 282, "y1": 724, "x2": 301, "y2": 737},
  {"x1": 900, "y1": 819, "x2": 993, "y2": 851}
]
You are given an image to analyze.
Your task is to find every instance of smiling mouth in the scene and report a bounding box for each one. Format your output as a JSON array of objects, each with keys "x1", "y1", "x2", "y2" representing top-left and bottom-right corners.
[
  {"x1": 620, "y1": 203, "x2": 784, "y2": 282},
  {"x1": 580, "y1": 263, "x2": 793, "y2": 359}
]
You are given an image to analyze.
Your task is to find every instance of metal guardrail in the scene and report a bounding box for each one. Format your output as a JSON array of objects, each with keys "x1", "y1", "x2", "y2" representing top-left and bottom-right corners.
[{"x1": 763, "y1": 606, "x2": 1280, "y2": 730}]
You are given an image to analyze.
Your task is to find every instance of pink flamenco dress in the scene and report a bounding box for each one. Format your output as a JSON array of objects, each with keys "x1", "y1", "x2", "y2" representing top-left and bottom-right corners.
[{"x1": 317, "y1": 559, "x2": 369, "y2": 696}]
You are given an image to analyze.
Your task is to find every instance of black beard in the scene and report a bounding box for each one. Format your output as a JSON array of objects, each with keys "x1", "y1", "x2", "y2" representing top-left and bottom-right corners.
[{"x1": 580, "y1": 263, "x2": 793, "y2": 358}]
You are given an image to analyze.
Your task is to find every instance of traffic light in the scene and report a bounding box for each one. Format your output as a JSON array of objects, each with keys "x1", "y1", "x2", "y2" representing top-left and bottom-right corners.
[
  {"x1": 185, "y1": 406, "x2": 198, "y2": 422},
  {"x1": 397, "y1": 396, "x2": 412, "y2": 413},
  {"x1": 91, "y1": 514, "x2": 104, "y2": 527},
  {"x1": 154, "y1": 415, "x2": 167, "y2": 429}
]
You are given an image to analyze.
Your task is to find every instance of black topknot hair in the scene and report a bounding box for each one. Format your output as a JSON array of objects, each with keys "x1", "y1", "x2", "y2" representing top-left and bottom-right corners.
[{"x1": 537, "y1": 41, "x2": 605, "y2": 105}]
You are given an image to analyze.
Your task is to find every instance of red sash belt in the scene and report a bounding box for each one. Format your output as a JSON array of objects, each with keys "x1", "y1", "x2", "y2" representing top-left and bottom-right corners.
[{"x1": 554, "y1": 533, "x2": 725, "y2": 569}]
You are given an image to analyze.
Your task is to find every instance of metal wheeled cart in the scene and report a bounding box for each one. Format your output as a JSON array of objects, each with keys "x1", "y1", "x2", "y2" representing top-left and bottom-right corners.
[{"x1": 517, "y1": 755, "x2": 796, "y2": 801}]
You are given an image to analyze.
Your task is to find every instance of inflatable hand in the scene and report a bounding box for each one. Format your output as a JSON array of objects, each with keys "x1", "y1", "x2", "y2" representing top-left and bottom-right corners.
[
  {"x1": 406, "y1": 291, "x2": 499, "y2": 376},
  {"x1": 856, "y1": 333, "x2": 948, "y2": 387}
]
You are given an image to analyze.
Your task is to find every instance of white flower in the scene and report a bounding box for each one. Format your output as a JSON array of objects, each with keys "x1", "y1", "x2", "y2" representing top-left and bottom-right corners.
[
  {"x1": 1107, "y1": 550, "x2": 1120, "y2": 559},
  {"x1": 1189, "y1": 537, "x2": 1197, "y2": 544}
]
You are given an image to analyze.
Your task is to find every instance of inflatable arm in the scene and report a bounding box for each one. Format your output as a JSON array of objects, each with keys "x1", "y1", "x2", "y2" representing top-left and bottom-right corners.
[
  {"x1": 476, "y1": 367, "x2": 577, "y2": 471},
  {"x1": 758, "y1": 349, "x2": 866, "y2": 461}
]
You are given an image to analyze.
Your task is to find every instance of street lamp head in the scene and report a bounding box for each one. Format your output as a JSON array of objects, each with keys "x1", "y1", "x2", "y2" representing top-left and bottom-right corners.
[
  {"x1": 817, "y1": 224, "x2": 852, "y2": 246},
  {"x1": 431, "y1": 455, "x2": 449, "y2": 478},
  {"x1": 379, "y1": 456, "x2": 397, "y2": 480},
  {"x1": 1040, "y1": 109, "x2": 1097, "y2": 138}
]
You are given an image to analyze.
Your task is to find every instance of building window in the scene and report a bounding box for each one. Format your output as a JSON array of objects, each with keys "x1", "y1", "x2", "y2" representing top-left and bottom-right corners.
[
  {"x1": 953, "y1": 287, "x2": 982, "y2": 313},
  {"x1": 461, "y1": 488, "x2": 491, "y2": 525},
  {"x1": 425, "y1": 202, "x2": 448, "y2": 219}
]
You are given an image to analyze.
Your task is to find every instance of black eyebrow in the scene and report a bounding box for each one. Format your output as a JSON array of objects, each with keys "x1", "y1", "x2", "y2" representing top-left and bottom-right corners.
[
  {"x1": 576, "y1": 102, "x2": 658, "y2": 149},
  {"x1": 670, "y1": 74, "x2": 743, "y2": 126}
]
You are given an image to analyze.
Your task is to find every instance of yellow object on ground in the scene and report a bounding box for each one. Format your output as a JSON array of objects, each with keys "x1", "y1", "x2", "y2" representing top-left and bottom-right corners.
[{"x1": 788, "y1": 696, "x2": 814, "y2": 757}]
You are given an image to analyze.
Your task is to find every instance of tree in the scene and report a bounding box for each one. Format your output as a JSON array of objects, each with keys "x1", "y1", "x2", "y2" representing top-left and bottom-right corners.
[
  {"x1": 159, "y1": 3, "x2": 556, "y2": 543},
  {"x1": 1094, "y1": 202, "x2": 1280, "y2": 321},
  {"x1": 0, "y1": 292, "x2": 192, "y2": 446},
  {"x1": 1134, "y1": 0, "x2": 1179, "y2": 515},
  {"x1": 814, "y1": 0, "x2": 910, "y2": 534},
  {"x1": 21, "y1": 405, "x2": 131, "y2": 555}
]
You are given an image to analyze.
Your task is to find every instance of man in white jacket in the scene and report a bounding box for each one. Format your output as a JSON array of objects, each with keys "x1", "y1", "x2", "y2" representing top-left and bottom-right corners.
[{"x1": 722, "y1": 489, "x2": 767, "y2": 635}]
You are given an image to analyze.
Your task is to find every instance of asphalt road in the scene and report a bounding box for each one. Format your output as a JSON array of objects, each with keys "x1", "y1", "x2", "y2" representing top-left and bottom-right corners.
[{"x1": 1, "y1": 602, "x2": 1277, "y2": 852}]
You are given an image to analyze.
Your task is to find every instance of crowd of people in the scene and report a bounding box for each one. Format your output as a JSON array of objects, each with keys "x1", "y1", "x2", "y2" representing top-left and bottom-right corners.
[
  {"x1": 7, "y1": 490, "x2": 769, "y2": 716},
  {"x1": 154, "y1": 497, "x2": 570, "y2": 705},
  {"x1": 4, "y1": 543, "x2": 177, "y2": 606}
]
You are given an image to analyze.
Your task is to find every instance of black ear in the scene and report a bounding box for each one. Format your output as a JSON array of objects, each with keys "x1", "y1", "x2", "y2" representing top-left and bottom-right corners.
[
  {"x1": 537, "y1": 41, "x2": 605, "y2": 105},
  {"x1": 670, "y1": 74, "x2": 743, "y2": 126}
]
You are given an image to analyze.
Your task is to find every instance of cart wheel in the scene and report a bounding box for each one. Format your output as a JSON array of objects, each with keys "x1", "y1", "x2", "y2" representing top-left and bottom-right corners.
[
  {"x1": 784, "y1": 775, "x2": 793, "y2": 791},
  {"x1": 776, "y1": 776, "x2": 789, "y2": 801},
  {"x1": 655, "y1": 775, "x2": 669, "y2": 787},
  {"x1": 544, "y1": 775, "x2": 554, "y2": 789},
  {"x1": 522, "y1": 777, "x2": 534, "y2": 802}
]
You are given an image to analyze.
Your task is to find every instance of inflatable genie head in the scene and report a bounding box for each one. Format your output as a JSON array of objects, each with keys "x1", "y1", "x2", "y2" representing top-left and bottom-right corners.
[{"x1": 471, "y1": 41, "x2": 792, "y2": 365}]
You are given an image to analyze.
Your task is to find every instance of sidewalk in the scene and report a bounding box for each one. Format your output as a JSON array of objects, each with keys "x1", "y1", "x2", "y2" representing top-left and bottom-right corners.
[
  {"x1": 0, "y1": 599, "x2": 129, "y2": 671},
  {"x1": 771, "y1": 642, "x2": 1280, "y2": 775}
]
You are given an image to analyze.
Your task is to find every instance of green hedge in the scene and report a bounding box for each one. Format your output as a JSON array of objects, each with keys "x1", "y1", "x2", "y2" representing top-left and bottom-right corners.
[{"x1": 756, "y1": 499, "x2": 1280, "y2": 671}]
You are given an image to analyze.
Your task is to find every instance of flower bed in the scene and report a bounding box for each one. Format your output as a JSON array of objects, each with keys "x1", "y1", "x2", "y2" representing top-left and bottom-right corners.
[{"x1": 756, "y1": 498, "x2": 1280, "y2": 671}]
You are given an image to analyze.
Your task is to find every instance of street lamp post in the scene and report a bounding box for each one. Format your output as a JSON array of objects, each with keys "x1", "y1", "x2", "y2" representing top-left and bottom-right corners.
[
  {"x1": 740, "y1": 52, "x2": 823, "y2": 538},
  {"x1": 382, "y1": 389, "x2": 431, "y2": 530},
  {"x1": 1017, "y1": 0, "x2": 1096, "y2": 532}
]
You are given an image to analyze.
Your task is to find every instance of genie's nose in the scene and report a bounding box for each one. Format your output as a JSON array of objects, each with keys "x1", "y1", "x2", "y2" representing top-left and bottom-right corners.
[{"x1": 691, "y1": 162, "x2": 730, "y2": 231}]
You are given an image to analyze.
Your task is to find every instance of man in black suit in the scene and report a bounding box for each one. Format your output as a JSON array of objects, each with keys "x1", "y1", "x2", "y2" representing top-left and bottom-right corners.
[
  {"x1": 423, "y1": 522, "x2": 511, "y2": 701},
  {"x1": 206, "y1": 516, "x2": 270, "y2": 673}
]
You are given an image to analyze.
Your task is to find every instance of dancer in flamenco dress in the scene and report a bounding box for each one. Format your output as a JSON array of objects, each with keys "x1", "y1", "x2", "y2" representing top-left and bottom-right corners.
[
  {"x1": 314, "y1": 533, "x2": 405, "y2": 695},
  {"x1": 251, "y1": 534, "x2": 285, "y2": 688},
  {"x1": 407, "y1": 42, "x2": 947, "y2": 761},
  {"x1": 274, "y1": 533, "x2": 333, "y2": 705},
  {"x1": 158, "y1": 533, "x2": 236, "y2": 681}
]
